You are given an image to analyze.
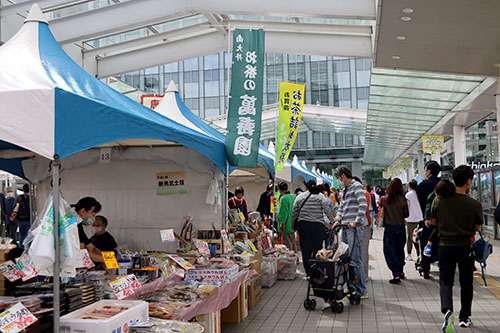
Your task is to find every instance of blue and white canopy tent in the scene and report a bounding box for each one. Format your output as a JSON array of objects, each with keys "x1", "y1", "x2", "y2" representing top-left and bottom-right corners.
[
  {"x1": 291, "y1": 155, "x2": 316, "y2": 189},
  {"x1": 0, "y1": 4, "x2": 225, "y2": 329}
]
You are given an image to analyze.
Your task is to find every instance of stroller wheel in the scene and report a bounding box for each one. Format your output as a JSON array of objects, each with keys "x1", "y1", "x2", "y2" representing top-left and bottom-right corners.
[
  {"x1": 330, "y1": 301, "x2": 337, "y2": 313},
  {"x1": 337, "y1": 302, "x2": 344, "y2": 313},
  {"x1": 355, "y1": 296, "x2": 361, "y2": 305},
  {"x1": 309, "y1": 299, "x2": 317, "y2": 310},
  {"x1": 349, "y1": 296, "x2": 355, "y2": 305},
  {"x1": 303, "y1": 299, "x2": 312, "y2": 310}
]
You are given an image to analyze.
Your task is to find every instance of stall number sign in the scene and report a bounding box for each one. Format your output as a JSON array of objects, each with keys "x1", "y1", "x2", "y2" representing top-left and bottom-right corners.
[
  {"x1": 77, "y1": 249, "x2": 95, "y2": 269},
  {"x1": 102, "y1": 251, "x2": 119, "y2": 269},
  {"x1": 100, "y1": 147, "x2": 112, "y2": 164},
  {"x1": 160, "y1": 229, "x2": 175, "y2": 243},
  {"x1": 167, "y1": 255, "x2": 194, "y2": 270},
  {"x1": 156, "y1": 171, "x2": 188, "y2": 196},
  {"x1": 0, "y1": 303, "x2": 37, "y2": 333},
  {"x1": 109, "y1": 274, "x2": 142, "y2": 300},
  {"x1": 14, "y1": 256, "x2": 39, "y2": 282},
  {"x1": 0, "y1": 261, "x2": 22, "y2": 282}
]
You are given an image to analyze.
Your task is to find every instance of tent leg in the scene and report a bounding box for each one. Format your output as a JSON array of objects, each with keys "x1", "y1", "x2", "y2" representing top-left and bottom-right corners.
[
  {"x1": 224, "y1": 163, "x2": 229, "y2": 231},
  {"x1": 52, "y1": 162, "x2": 61, "y2": 332}
]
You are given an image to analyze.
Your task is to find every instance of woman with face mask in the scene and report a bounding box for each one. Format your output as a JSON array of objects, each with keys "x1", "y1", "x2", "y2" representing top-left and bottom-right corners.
[{"x1": 71, "y1": 197, "x2": 104, "y2": 262}]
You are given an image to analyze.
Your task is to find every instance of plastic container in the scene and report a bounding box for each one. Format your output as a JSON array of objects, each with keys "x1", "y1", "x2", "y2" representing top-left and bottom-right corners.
[
  {"x1": 261, "y1": 257, "x2": 277, "y2": 288},
  {"x1": 277, "y1": 255, "x2": 297, "y2": 280}
]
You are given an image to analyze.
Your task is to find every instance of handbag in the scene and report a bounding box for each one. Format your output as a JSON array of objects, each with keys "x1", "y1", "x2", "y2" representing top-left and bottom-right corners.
[{"x1": 293, "y1": 193, "x2": 312, "y2": 231}]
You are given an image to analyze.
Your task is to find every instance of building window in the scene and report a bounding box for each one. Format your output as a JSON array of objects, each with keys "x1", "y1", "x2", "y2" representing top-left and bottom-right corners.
[
  {"x1": 204, "y1": 54, "x2": 219, "y2": 70},
  {"x1": 183, "y1": 57, "x2": 198, "y2": 71}
]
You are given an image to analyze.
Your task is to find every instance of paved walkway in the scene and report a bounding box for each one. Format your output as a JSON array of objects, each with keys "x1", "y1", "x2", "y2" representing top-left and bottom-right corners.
[{"x1": 223, "y1": 227, "x2": 500, "y2": 332}]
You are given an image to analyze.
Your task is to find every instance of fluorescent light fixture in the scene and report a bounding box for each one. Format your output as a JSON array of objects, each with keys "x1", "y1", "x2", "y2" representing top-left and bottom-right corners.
[
  {"x1": 400, "y1": 16, "x2": 412, "y2": 22},
  {"x1": 392, "y1": 55, "x2": 401, "y2": 60},
  {"x1": 396, "y1": 36, "x2": 406, "y2": 40},
  {"x1": 402, "y1": 8, "x2": 414, "y2": 14}
]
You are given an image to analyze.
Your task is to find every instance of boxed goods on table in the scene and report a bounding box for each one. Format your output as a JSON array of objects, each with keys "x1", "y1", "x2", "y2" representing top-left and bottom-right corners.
[
  {"x1": 60, "y1": 300, "x2": 148, "y2": 333},
  {"x1": 261, "y1": 257, "x2": 277, "y2": 288},
  {"x1": 185, "y1": 265, "x2": 239, "y2": 284},
  {"x1": 277, "y1": 255, "x2": 297, "y2": 280}
]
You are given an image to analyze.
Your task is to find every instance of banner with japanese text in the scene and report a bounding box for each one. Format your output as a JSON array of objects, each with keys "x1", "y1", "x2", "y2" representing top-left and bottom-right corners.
[
  {"x1": 275, "y1": 82, "x2": 305, "y2": 170},
  {"x1": 422, "y1": 135, "x2": 444, "y2": 154},
  {"x1": 398, "y1": 157, "x2": 413, "y2": 170},
  {"x1": 225, "y1": 29, "x2": 265, "y2": 167}
]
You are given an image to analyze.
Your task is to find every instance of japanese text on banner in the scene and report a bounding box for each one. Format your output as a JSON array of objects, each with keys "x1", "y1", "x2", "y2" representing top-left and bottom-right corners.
[
  {"x1": 275, "y1": 82, "x2": 305, "y2": 170},
  {"x1": 422, "y1": 135, "x2": 444, "y2": 155},
  {"x1": 225, "y1": 29, "x2": 265, "y2": 167}
]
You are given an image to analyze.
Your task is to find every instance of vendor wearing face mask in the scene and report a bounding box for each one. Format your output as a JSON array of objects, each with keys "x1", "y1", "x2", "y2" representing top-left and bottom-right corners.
[
  {"x1": 90, "y1": 216, "x2": 117, "y2": 252},
  {"x1": 72, "y1": 197, "x2": 104, "y2": 262}
]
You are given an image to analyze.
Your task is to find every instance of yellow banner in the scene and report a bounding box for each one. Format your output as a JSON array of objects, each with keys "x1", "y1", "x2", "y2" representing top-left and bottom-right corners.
[
  {"x1": 275, "y1": 82, "x2": 305, "y2": 170},
  {"x1": 382, "y1": 171, "x2": 390, "y2": 179},
  {"x1": 422, "y1": 135, "x2": 444, "y2": 154},
  {"x1": 398, "y1": 157, "x2": 413, "y2": 170}
]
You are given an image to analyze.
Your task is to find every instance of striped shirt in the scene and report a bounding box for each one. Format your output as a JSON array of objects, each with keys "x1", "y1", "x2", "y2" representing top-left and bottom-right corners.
[
  {"x1": 335, "y1": 180, "x2": 368, "y2": 226},
  {"x1": 292, "y1": 192, "x2": 335, "y2": 228}
]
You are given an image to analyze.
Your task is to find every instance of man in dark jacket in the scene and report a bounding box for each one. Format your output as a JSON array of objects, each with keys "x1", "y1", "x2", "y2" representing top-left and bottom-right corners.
[
  {"x1": 416, "y1": 160, "x2": 441, "y2": 279},
  {"x1": 256, "y1": 184, "x2": 273, "y2": 220}
]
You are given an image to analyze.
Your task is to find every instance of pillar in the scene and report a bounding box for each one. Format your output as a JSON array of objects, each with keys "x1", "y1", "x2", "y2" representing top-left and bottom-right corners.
[
  {"x1": 417, "y1": 150, "x2": 425, "y2": 183},
  {"x1": 453, "y1": 125, "x2": 466, "y2": 166},
  {"x1": 352, "y1": 160, "x2": 363, "y2": 180}
]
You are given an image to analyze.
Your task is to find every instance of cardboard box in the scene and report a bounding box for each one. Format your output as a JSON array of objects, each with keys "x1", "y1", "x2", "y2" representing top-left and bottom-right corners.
[
  {"x1": 60, "y1": 300, "x2": 148, "y2": 333},
  {"x1": 249, "y1": 260, "x2": 261, "y2": 275},
  {"x1": 194, "y1": 311, "x2": 221, "y2": 333},
  {"x1": 185, "y1": 265, "x2": 239, "y2": 284},
  {"x1": 254, "y1": 251, "x2": 263, "y2": 264},
  {"x1": 221, "y1": 281, "x2": 248, "y2": 323},
  {"x1": 247, "y1": 275, "x2": 262, "y2": 309}
]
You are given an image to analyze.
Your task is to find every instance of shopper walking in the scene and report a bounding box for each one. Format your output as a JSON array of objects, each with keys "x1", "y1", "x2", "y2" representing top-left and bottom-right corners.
[
  {"x1": 430, "y1": 167, "x2": 482, "y2": 332},
  {"x1": 292, "y1": 180, "x2": 335, "y2": 277},
  {"x1": 417, "y1": 160, "x2": 441, "y2": 279},
  {"x1": 353, "y1": 177, "x2": 372, "y2": 280},
  {"x1": 366, "y1": 185, "x2": 377, "y2": 239},
  {"x1": 3, "y1": 188, "x2": 17, "y2": 240},
  {"x1": 382, "y1": 178, "x2": 409, "y2": 285},
  {"x1": 405, "y1": 179, "x2": 423, "y2": 260},
  {"x1": 277, "y1": 182, "x2": 297, "y2": 252},
  {"x1": 333, "y1": 166, "x2": 368, "y2": 298}
]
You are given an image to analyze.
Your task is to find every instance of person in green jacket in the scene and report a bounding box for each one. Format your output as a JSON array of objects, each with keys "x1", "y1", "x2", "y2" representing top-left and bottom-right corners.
[{"x1": 277, "y1": 182, "x2": 297, "y2": 252}]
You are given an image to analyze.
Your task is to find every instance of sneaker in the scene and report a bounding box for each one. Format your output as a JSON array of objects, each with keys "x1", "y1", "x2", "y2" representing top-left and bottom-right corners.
[
  {"x1": 423, "y1": 244, "x2": 432, "y2": 257},
  {"x1": 442, "y1": 310, "x2": 455, "y2": 333},
  {"x1": 459, "y1": 318, "x2": 472, "y2": 328},
  {"x1": 423, "y1": 273, "x2": 430, "y2": 280},
  {"x1": 360, "y1": 292, "x2": 369, "y2": 299},
  {"x1": 389, "y1": 278, "x2": 401, "y2": 285}
]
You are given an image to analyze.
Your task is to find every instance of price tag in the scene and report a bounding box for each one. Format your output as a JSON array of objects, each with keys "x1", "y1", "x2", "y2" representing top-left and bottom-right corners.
[
  {"x1": 221, "y1": 230, "x2": 231, "y2": 253},
  {"x1": 173, "y1": 267, "x2": 185, "y2": 278},
  {"x1": 160, "y1": 229, "x2": 175, "y2": 243},
  {"x1": 77, "y1": 249, "x2": 95, "y2": 269},
  {"x1": 102, "y1": 251, "x2": 119, "y2": 269},
  {"x1": 0, "y1": 302, "x2": 38, "y2": 333},
  {"x1": 193, "y1": 239, "x2": 210, "y2": 255},
  {"x1": 0, "y1": 261, "x2": 23, "y2": 282},
  {"x1": 167, "y1": 255, "x2": 194, "y2": 270},
  {"x1": 14, "y1": 255, "x2": 39, "y2": 282},
  {"x1": 109, "y1": 274, "x2": 142, "y2": 300},
  {"x1": 160, "y1": 260, "x2": 175, "y2": 279},
  {"x1": 100, "y1": 147, "x2": 112, "y2": 164}
]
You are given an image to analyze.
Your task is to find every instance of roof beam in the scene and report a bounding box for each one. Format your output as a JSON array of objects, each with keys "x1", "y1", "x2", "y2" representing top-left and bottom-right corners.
[
  {"x1": 0, "y1": 0, "x2": 77, "y2": 16},
  {"x1": 204, "y1": 13, "x2": 226, "y2": 35}
]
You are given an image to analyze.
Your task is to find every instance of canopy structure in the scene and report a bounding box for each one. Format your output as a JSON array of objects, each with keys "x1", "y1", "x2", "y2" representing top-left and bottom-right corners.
[
  {"x1": 291, "y1": 155, "x2": 316, "y2": 183},
  {"x1": 0, "y1": 5, "x2": 227, "y2": 175}
]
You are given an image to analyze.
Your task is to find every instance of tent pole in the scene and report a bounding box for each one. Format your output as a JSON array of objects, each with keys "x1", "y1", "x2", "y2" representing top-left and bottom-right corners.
[
  {"x1": 224, "y1": 163, "x2": 229, "y2": 231},
  {"x1": 52, "y1": 161, "x2": 61, "y2": 332}
]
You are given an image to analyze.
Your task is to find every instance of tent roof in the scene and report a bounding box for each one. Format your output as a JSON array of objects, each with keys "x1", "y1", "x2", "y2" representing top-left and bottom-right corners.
[{"x1": 0, "y1": 4, "x2": 227, "y2": 174}]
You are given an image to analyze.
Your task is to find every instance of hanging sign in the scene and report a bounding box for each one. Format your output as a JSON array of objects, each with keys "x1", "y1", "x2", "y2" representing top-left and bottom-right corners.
[
  {"x1": 0, "y1": 303, "x2": 37, "y2": 333},
  {"x1": 102, "y1": 251, "x2": 119, "y2": 269},
  {"x1": 382, "y1": 171, "x2": 390, "y2": 179},
  {"x1": 156, "y1": 171, "x2": 188, "y2": 196},
  {"x1": 0, "y1": 261, "x2": 23, "y2": 282},
  {"x1": 398, "y1": 157, "x2": 413, "y2": 170},
  {"x1": 109, "y1": 274, "x2": 142, "y2": 300},
  {"x1": 160, "y1": 229, "x2": 175, "y2": 243},
  {"x1": 422, "y1": 135, "x2": 445, "y2": 154},
  {"x1": 275, "y1": 82, "x2": 305, "y2": 170},
  {"x1": 141, "y1": 95, "x2": 164, "y2": 110},
  {"x1": 225, "y1": 29, "x2": 265, "y2": 167}
]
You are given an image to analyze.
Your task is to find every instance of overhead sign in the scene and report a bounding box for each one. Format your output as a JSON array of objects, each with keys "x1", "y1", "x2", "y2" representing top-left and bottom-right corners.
[
  {"x1": 225, "y1": 29, "x2": 265, "y2": 167},
  {"x1": 275, "y1": 82, "x2": 305, "y2": 170},
  {"x1": 398, "y1": 157, "x2": 413, "y2": 170},
  {"x1": 422, "y1": 135, "x2": 445, "y2": 154}
]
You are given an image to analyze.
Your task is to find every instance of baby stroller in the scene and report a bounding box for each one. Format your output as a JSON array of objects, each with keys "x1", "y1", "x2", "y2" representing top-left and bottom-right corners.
[{"x1": 303, "y1": 225, "x2": 362, "y2": 313}]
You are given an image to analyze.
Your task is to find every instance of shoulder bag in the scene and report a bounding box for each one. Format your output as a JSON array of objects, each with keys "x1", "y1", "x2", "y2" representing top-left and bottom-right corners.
[{"x1": 293, "y1": 193, "x2": 312, "y2": 231}]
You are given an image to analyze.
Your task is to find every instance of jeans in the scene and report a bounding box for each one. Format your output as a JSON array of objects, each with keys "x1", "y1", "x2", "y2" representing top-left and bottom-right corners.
[
  {"x1": 18, "y1": 220, "x2": 30, "y2": 248},
  {"x1": 383, "y1": 224, "x2": 406, "y2": 278},
  {"x1": 4, "y1": 218, "x2": 17, "y2": 241},
  {"x1": 342, "y1": 226, "x2": 367, "y2": 295},
  {"x1": 438, "y1": 246, "x2": 474, "y2": 319},
  {"x1": 406, "y1": 222, "x2": 419, "y2": 255},
  {"x1": 298, "y1": 222, "x2": 326, "y2": 276}
]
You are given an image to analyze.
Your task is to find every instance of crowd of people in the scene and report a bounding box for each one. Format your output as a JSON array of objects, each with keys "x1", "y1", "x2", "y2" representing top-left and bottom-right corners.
[{"x1": 229, "y1": 160, "x2": 482, "y2": 332}]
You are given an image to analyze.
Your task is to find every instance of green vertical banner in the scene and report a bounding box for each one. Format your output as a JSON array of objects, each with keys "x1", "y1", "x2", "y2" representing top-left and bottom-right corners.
[
  {"x1": 275, "y1": 82, "x2": 305, "y2": 170},
  {"x1": 225, "y1": 29, "x2": 265, "y2": 167}
]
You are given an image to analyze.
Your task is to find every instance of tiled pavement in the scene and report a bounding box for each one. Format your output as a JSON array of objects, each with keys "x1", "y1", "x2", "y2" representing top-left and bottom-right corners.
[{"x1": 223, "y1": 227, "x2": 500, "y2": 332}]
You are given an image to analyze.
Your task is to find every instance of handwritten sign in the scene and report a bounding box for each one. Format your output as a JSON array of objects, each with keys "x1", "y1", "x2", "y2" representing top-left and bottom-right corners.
[
  {"x1": 160, "y1": 260, "x2": 175, "y2": 279},
  {"x1": 0, "y1": 261, "x2": 23, "y2": 282},
  {"x1": 193, "y1": 239, "x2": 210, "y2": 255},
  {"x1": 221, "y1": 230, "x2": 231, "y2": 253},
  {"x1": 160, "y1": 229, "x2": 175, "y2": 243},
  {"x1": 102, "y1": 251, "x2": 119, "y2": 269},
  {"x1": 14, "y1": 255, "x2": 39, "y2": 282},
  {"x1": 167, "y1": 255, "x2": 194, "y2": 270},
  {"x1": 77, "y1": 249, "x2": 95, "y2": 269},
  {"x1": 174, "y1": 267, "x2": 185, "y2": 278},
  {"x1": 0, "y1": 303, "x2": 37, "y2": 333},
  {"x1": 109, "y1": 274, "x2": 142, "y2": 300}
]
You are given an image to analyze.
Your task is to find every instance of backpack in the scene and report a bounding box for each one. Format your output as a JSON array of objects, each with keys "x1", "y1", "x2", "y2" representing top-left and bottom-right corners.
[
  {"x1": 17, "y1": 195, "x2": 30, "y2": 220},
  {"x1": 473, "y1": 231, "x2": 493, "y2": 286}
]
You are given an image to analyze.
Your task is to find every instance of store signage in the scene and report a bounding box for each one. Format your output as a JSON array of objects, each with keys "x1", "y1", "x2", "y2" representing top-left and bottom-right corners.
[
  {"x1": 15, "y1": 255, "x2": 39, "y2": 282},
  {"x1": 0, "y1": 261, "x2": 23, "y2": 282},
  {"x1": 0, "y1": 302, "x2": 37, "y2": 333},
  {"x1": 467, "y1": 161, "x2": 500, "y2": 170},
  {"x1": 156, "y1": 171, "x2": 188, "y2": 196},
  {"x1": 225, "y1": 29, "x2": 265, "y2": 167},
  {"x1": 109, "y1": 274, "x2": 142, "y2": 300},
  {"x1": 160, "y1": 229, "x2": 175, "y2": 243},
  {"x1": 275, "y1": 82, "x2": 305, "y2": 170},
  {"x1": 141, "y1": 95, "x2": 164, "y2": 110},
  {"x1": 422, "y1": 135, "x2": 444, "y2": 154},
  {"x1": 102, "y1": 251, "x2": 119, "y2": 269},
  {"x1": 167, "y1": 255, "x2": 194, "y2": 270},
  {"x1": 77, "y1": 249, "x2": 95, "y2": 269}
]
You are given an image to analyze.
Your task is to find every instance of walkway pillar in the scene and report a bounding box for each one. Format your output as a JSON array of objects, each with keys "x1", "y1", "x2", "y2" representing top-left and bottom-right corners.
[
  {"x1": 453, "y1": 125, "x2": 466, "y2": 166},
  {"x1": 417, "y1": 150, "x2": 425, "y2": 183}
]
